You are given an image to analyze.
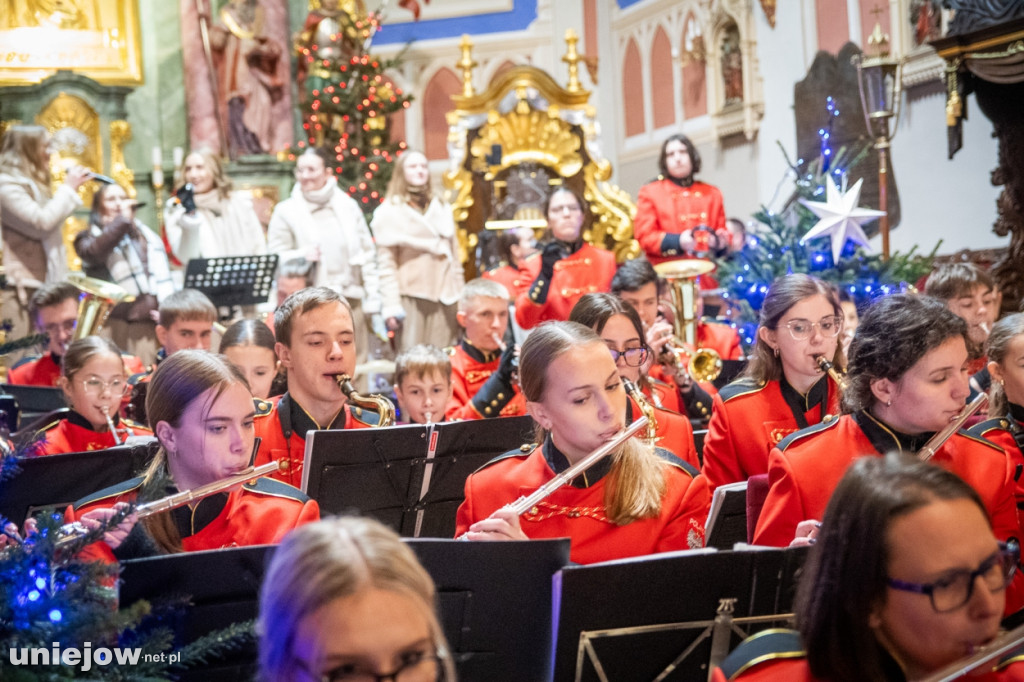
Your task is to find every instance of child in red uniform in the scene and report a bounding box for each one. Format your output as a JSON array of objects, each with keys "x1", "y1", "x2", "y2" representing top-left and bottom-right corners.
[
  {"x1": 569, "y1": 293, "x2": 698, "y2": 468},
  {"x1": 445, "y1": 278, "x2": 526, "y2": 420},
  {"x1": 220, "y1": 318, "x2": 281, "y2": 400},
  {"x1": 701, "y1": 274, "x2": 844, "y2": 493},
  {"x1": 254, "y1": 287, "x2": 379, "y2": 487},
  {"x1": 455, "y1": 320, "x2": 709, "y2": 565},
  {"x1": 70, "y1": 350, "x2": 318, "y2": 563},
  {"x1": 716, "y1": 456, "x2": 1023, "y2": 682},
  {"x1": 394, "y1": 344, "x2": 452, "y2": 425},
  {"x1": 515, "y1": 188, "x2": 616, "y2": 330},
  {"x1": 34, "y1": 336, "x2": 151, "y2": 455},
  {"x1": 925, "y1": 262, "x2": 997, "y2": 379}
]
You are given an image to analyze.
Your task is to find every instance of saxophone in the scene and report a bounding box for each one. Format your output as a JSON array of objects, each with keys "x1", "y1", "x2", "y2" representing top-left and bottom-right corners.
[
  {"x1": 623, "y1": 379, "x2": 660, "y2": 447},
  {"x1": 335, "y1": 373, "x2": 396, "y2": 427}
]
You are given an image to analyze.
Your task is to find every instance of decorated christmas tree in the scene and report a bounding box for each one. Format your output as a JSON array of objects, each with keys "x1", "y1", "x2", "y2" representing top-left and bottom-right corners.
[
  {"x1": 716, "y1": 99, "x2": 937, "y2": 348},
  {"x1": 294, "y1": 2, "x2": 415, "y2": 219}
]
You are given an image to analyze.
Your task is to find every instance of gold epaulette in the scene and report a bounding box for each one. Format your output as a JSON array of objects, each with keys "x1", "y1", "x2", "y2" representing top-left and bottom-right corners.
[{"x1": 253, "y1": 398, "x2": 274, "y2": 417}]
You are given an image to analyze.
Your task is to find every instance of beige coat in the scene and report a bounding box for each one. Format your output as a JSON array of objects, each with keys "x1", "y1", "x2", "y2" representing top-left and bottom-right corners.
[
  {"x1": 371, "y1": 196, "x2": 464, "y2": 319},
  {"x1": 0, "y1": 171, "x2": 80, "y2": 295}
]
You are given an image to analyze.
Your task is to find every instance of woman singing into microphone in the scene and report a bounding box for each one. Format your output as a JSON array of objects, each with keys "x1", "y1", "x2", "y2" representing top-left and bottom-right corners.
[
  {"x1": 454, "y1": 320, "x2": 709, "y2": 565},
  {"x1": 752, "y1": 294, "x2": 1023, "y2": 615},
  {"x1": 69, "y1": 350, "x2": 319, "y2": 563},
  {"x1": 34, "y1": 336, "x2": 152, "y2": 456}
]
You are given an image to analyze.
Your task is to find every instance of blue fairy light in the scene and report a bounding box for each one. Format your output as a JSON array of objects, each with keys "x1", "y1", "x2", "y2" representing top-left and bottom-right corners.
[
  {"x1": 35, "y1": 577, "x2": 46, "y2": 589},
  {"x1": 27, "y1": 590, "x2": 40, "y2": 602},
  {"x1": 48, "y1": 609, "x2": 62, "y2": 623}
]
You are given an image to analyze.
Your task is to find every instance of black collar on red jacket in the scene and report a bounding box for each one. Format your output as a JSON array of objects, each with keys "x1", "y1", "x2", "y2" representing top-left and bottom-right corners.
[
  {"x1": 67, "y1": 409, "x2": 104, "y2": 432},
  {"x1": 779, "y1": 375, "x2": 829, "y2": 430},
  {"x1": 460, "y1": 339, "x2": 500, "y2": 364},
  {"x1": 542, "y1": 435, "x2": 612, "y2": 489},
  {"x1": 168, "y1": 487, "x2": 229, "y2": 537},
  {"x1": 854, "y1": 410, "x2": 935, "y2": 455},
  {"x1": 1005, "y1": 402, "x2": 1024, "y2": 451},
  {"x1": 278, "y1": 391, "x2": 347, "y2": 444}
]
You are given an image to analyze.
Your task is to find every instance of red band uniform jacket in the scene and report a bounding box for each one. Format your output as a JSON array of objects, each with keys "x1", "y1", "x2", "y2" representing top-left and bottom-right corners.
[
  {"x1": 701, "y1": 376, "x2": 841, "y2": 493},
  {"x1": 514, "y1": 243, "x2": 617, "y2": 330},
  {"x1": 445, "y1": 341, "x2": 527, "y2": 420},
  {"x1": 633, "y1": 179, "x2": 726, "y2": 265},
  {"x1": 34, "y1": 410, "x2": 152, "y2": 456},
  {"x1": 969, "y1": 405, "x2": 1024, "y2": 531},
  {"x1": 253, "y1": 393, "x2": 376, "y2": 488},
  {"x1": 752, "y1": 411, "x2": 1024, "y2": 615},
  {"x1": 454, "y1": 438, "x2": 709, "y2": 565}
]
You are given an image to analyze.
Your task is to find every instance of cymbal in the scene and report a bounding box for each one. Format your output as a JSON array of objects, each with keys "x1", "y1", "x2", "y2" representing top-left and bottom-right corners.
[{"x1": 654, "y1": 259, "x2": 717, "y2": 279}]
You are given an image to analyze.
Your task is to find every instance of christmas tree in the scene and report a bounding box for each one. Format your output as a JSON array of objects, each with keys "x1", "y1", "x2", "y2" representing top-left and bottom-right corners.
[
  {"x1": 294, "y1": 3, "x2": 415, "y2": 220},
  {"x1": 716, "y1": 99, "x2": 937, "y2": 348}
]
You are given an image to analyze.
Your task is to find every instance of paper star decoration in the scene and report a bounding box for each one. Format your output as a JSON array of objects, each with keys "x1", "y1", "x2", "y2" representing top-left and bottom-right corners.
[{"x1": 799, "y1": 177, "x2": 885, "y2": 262}]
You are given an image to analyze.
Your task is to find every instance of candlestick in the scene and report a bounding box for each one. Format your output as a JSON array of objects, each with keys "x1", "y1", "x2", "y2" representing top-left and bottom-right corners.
[{"x1": 151, "y1": 146, "x2": 162, "y2": 168}]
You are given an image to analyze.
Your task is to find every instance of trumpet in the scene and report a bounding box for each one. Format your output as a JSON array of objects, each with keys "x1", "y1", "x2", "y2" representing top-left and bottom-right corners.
[
  {"x1": 661, "y1": 340, "x2": 723, "y2": 384},
  {"x1": 814, "y1": 355, "x2": 849, "y2": 392},
  {"x1": 623, "y1": 379, "x2": 660, "y2": 446},
  {"x1": 336, "y1": 373, "x2": 395, "y2": 427},
  {"x1": 653, "y1": 259, "x2": 723, "y2": 383},
  {"x1": 918, "y1": 392, "x2": 988, "y2": 461},
  {"x1": 57, "y1": 461, "x2": 282, "y2": 548}
]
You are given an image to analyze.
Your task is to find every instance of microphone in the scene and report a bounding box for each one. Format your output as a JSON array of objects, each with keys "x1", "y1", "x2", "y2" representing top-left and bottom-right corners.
[{"x1": 88, "y1": 172, "x2": 119, "y2": 185}]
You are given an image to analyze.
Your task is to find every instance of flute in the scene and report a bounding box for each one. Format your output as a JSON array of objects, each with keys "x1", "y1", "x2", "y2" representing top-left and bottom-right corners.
[
  {"x1": 918, "y1": 393, "x2": 988, "y2": 461},
  {"x1": 101, "y1": 405, "x2": 122, "y2": 446},
  {"x1": 918, "y1": 622, "x2": 1024, "y2": 682}
]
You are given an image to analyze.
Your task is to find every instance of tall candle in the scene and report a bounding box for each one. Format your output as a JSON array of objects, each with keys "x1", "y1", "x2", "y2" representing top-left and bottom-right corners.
[
  {"x1": 152, "y1": 146, "x2": 163, "y2": 168},
  {"x1": 172, "y1": 147, "x2": 184, "y2": 168}
]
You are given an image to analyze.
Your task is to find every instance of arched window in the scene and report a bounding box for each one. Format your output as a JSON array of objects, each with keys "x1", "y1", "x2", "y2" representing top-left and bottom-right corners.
[
  {"x1": 422, "y1": 67, "x2": 461, "y2": 161},
  {"x1": 623, "y1": 38, "x2": 645, "y2": 137},
  {"x1": 650, "y1": 27, "x2": 674, "y2": 129}
]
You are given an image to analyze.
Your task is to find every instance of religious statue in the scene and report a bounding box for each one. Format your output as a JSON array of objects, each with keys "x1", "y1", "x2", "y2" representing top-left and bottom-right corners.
[
  {"x1": 208, "y1": 0, "x2": 285, "y2": 157},
  {"x1": 0, "y1": 0, "x2": 99, "y2": 30},
  {"x1": 721, "y1": 26, "x2": 743, "y2": 106}
]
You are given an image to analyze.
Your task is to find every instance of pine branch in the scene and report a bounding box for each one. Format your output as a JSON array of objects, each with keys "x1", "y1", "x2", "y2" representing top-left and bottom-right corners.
[{"x1": 172, "y1": 619, "x2": 255, "y2": 668}]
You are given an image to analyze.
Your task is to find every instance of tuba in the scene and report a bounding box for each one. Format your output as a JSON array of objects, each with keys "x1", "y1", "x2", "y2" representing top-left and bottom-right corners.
[
  {"x1": 653, "y1": 259, "x2": 723, "y2": 383},
  {"x1": 67, "y1": 272, "x2": 135, "y2": 340},
  {"x1": 335, "y1": 373, "x2": 396, "y2": 427}
]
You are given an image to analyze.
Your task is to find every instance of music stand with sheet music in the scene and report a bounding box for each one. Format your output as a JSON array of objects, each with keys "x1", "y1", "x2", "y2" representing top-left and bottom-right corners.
[
  {"x1": 0, "y1": 383, "x2": 65, "y2": 427},
  {"x1": 183, "y1": 254, "x2": 278, "y2": 310},
  {"x1": 0, "y1": 440, "x2": 157, "y2": 526},
  {"x1": 301, "y1": 415, "x2": 536, "y2": 538},
  {"x1": 704, "y1": 481, "x2": 749, "y2": 550},
  {"x1": 551, "y1": 546, "x2": 809, "y2": 682}
]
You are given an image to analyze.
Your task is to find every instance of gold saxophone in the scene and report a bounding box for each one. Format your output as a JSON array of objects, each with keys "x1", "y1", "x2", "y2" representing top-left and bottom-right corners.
[
  {"x1": 335, "y1": 373, "x2": 395, "y2": 427},
  {"x1": 623, "y1": 379, "x2": 660, "y2": 446}
]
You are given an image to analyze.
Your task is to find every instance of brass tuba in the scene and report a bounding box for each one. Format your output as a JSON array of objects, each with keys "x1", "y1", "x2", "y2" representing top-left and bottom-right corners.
[
  {"x1": 335, "y1": 373, "x2": 396, "y2": 427},
  {"x1": 67, "y1": 272, "x2": 135, "y2": 340},
  {"x1": 653, "y1": 259, "x2": 723, "y2": 383}
]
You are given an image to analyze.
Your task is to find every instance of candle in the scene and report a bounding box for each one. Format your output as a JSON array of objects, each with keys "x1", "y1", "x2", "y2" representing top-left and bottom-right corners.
[
  {"x1": 152, "y1": 146, "x2": 162, "y2": 168},
  {"x1": 172, "y1": 147, "x2": 184, "y2": 168},
  {"x1": 152, "y1": 168, "x2": 164, "y2": 189}
]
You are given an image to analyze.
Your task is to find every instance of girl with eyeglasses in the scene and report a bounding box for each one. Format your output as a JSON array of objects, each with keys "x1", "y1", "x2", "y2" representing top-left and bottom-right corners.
[
  {"x1": 753, "y1": 295, "x2": 1024, "y2": 614},
  {"x1": 34, "y1": 336, "x2": 152, "y2": 456},
  {"x1": 701, "y1": 274, "x2": 845, "y2": 493},
  {"x1": 455, "y1": 320, "x2": 709, "y2": 565},
  {"x1": 970, "y1": 313, "x2": 1024, "y2": 531},
  {"x1": 715, "y1": 455, "x2": 1023, "y2": 682},
  {"x1": 570, "y1": 292, "x2": 699, "y2": 468},
  {"x1": 514, "y1": 188, "x2": 617, "y2": 330},
  {"x1": 258, "y1": 516, "x2": 456, "y2": 682}
]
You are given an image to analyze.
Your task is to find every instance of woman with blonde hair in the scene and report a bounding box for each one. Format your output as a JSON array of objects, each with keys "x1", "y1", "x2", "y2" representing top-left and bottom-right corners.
[
  {"x1": 455, "y1": 320, "x2": 708, "y2": 565},
  {"x1": 163, "y1": 147, "x2": 266, "y2": 262},
  {"x1": 258, "y1": 516, "x2": 455, "y2": 682},
  {"x1": 372, "y1": 150, "x2": 464, "y2": 351},
  {"x1": 0, "y1": 124, "x2": 90, "y2": 337}
]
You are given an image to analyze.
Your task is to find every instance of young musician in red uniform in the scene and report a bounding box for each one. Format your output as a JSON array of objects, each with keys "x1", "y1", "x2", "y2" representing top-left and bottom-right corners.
[
  {"x1": 34, "y1": 336, "x2": 151, "y2": 455},
  {"x1": 925, "y1": 262, "x2": 997, "y2": 379},
  {"x1": 753, "y1": 294, "x2": 1024, "y2": 614},
  {"x1": 701, "y1": 274, "x2": 844, "y2": 493},
  {"x1": 259, "y1": 517, "x2": 456, "y2": 682},
  {"x1": 393, "y1": 344, "x2": 453, "y2": 425},
  {"x1": 69, "y1": 351, "x2": 319, "y2": 564},
  {"x1": 8, "y1": 282, "x2": 144, "y2": 386},
  {"x1": 632, "y1": 134, "x2": 727, "y2": 265},
  {"x1": 482, "y1": 225, "x2": 537, "y2": 299},
  {"x1": 514, "y1": 187, "x2": 616, "y2": 330},
  {"x1": 455, "y1": 321, "x2": 709, "y2": 565},
  {"x1": 716, "y1": 456, "x2": 1024, "y2": 682},
  {"x1": 445, "y1": 278, "x2": 527, "y2": 420},
  {"x1": 969, "y1": 313, "x2": 1024, "y2": 528},
  {"x1": 569, "y1": 293, "x2": 698, "y2": 468},
  {"x1": 254, "y1": 286, "x2": 379, "y2": 487}
]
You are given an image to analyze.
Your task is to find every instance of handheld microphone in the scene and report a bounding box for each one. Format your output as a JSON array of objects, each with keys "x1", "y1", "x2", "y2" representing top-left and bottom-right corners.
[{"x1": 88, "y1": 172, "x2": 118, "y2": 185}]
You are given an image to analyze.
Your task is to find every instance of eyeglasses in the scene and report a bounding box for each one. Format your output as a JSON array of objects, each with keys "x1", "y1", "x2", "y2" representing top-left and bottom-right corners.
[
  {"x1": 549, "y1": 204, "x2": 582, "y2": 215},
  {"x1": 608, "y1": 347, "x2": 649, "y2": 367},
  {"x1": 780, "y1": 316, "x2": 843, "y2": 341},
  {"x1": 43, "y1": 319, "x2": 77, "y2": 337},
  {"x1": 81, "y1": 377, "x2": 129, "y2": 396},
  {"x1": 316, "y1": 651, "x2": 443, "y2": 682},
  {"x1": 886, "y1": 542, "x2": 1019, "y2": 613}
]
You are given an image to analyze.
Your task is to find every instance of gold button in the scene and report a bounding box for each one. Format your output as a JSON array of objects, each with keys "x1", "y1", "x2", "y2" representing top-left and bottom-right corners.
[
  {"x1": 485, "y1": 407, "x2": 492, "y2": 414},
  {"x1": 530, "y1": 505, "x2": 539, "y2": 515},
  {"x1": 279, "y1": 458, "x2": 290, "y2": 471},
  {"x1": 700, "y1": 211, "x2": 708, "y2": 218},
  {"x1": 491, "y1": 399, "x2": 499, "y2": 407},
  {"x1": 824, "y1": 413, "x2": 833, "y2": 422},
  {"x1": 584, "y1": 258, "x2": 592, "y2": 265},
  {"x1": 497, "y1": 392, "x2": 505, "y2": 399},
  {"x1": 561, "y1": 288, "x2": 569, "y2": 296}
]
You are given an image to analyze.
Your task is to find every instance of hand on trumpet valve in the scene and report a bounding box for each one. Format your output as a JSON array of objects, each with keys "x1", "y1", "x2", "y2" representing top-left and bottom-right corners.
[
  {"x1": 77, "y1": 502, "x2": 138, "y2": 551},
  {"x1": 464, "y1": 506, "x2": 529, "y2": 542}
]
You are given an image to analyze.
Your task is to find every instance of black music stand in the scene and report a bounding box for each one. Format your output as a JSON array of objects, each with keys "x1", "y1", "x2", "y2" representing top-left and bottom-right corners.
[
  {"x1": 712, "y1": 359, "x2": 747, "y2": 390},
  {"x1": 301, "y1": 416, "x2": 536, "y2": 538},
  {"x1": 0, "y1": 440, "x2": 157, "y2": 526},
  {"x1": 1, "y1": 383, "x2": 65, "y2": 427},
  {"x1": 407, "y1": 538, "x2": 571, "y2": 682},
  {"x1": 183, "y1": 255, "x2": 278, "y2": 309},
  {"x1": 704, "y1": 481, "x2": 749, "y2": 550},
  {"x1": 551, "y1": 547, "x2": 809, "y2": 682},
  {"x1": 119, "y1": 544, "x2": 272, "y2": 682}
]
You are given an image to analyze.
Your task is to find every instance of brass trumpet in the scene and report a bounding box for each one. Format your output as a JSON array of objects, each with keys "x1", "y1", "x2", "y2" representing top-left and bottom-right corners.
[
  {"x1": 653, "y1": 259, "x2": 723, "y2": 383},
  {"x1": 336, "y1": 373, "x2": 395, "y2": 427},
  {"x1": 623, "y1": 379, "x2": 660, "y2": 446}
]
